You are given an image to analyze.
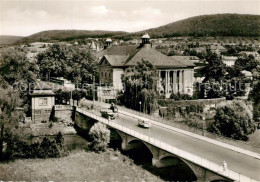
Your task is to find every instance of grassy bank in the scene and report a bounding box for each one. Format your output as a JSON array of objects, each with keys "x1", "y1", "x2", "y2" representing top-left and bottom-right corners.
[{"x1": 0, "y1": 149, "x2": 163, "y2": 181}]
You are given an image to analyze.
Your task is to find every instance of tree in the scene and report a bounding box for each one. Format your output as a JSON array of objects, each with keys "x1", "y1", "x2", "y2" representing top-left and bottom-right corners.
[
  {"x1": 201, "y1": 52, "x2": 226, "y2": 82},
  {"x1": 235, "y1": 55, "x2": 258, "y2": 72},
  {"x1": 212, "y1": 101, "x2": 256, "y2": 141},
  {"x1": 121, "y1": 59, "x2": 158, "y2": 114},
  {"x1": 0, "y1": 47, "x2": 38, "y2": 86},
  {"x1": 37, "y1": 44, "x2": 98, "y2": 84},
  {"x1": 89, "y1": 122, "x2": 110, "y2": 152},
  {"x1": 0, "y1": 86, "x2": 22, "y2": 160}
]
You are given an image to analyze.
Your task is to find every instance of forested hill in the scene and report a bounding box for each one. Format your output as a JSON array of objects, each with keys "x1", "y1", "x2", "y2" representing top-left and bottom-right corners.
[
  {"x1": 17, "y1": 30, "x2": 128, "y2": 43},
  {"x1": 120, "y1": 14, "x2": 260, "y2": 39},
  {"x1": 0, "y1": 35, "x2": 23, "y2": 45},
  {"x1": 9, "y1": 14, "x2": 260, "y2": 44}
]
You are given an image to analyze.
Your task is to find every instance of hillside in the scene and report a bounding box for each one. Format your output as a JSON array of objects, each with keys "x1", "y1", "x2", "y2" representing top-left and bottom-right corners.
[
  {"x1": 119, "y1": 14, "x2": 260, "y2": 39},
  {"x1": 0, "y1": 35, "x2": 23, "y2": 45},
  {"x1": 7, "y1": 14, "x2": 260, "y2": 44},
  {"x1": 17, "y1": 30, "x2": 128, "y2": 43}
]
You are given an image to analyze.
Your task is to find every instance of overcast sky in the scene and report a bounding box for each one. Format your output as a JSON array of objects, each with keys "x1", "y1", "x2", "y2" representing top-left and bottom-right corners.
[{"x1": 1, "y1": 0, "x2": 259, "y2": 36}]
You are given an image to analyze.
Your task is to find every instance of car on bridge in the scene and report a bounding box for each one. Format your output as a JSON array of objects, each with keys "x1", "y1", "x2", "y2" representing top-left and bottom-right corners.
[
  {"x1": 138, "y1": 119, "x2": 151, "y2": 128},
  {"x1": 100, "y1": 109, "x2": 115, "y2": 120}
]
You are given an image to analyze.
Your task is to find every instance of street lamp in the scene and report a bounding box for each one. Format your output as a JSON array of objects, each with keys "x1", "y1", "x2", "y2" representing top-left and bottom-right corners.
[
  {"x1": 139, "y1": 101, "x2": 141, "y2": 115},
  {"x1": 202, "y1": 116, "x2": 206, "y2": 136}
]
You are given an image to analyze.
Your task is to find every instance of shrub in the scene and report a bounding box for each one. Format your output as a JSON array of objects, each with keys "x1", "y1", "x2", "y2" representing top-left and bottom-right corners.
[
  {"x1": 212, "y1": 101, "x2": 256, "y2": 141},
  {"x1": 5, "y1": 133, "x2": 64, "y2": 160},
  {"x1": 89, "y1": 122, "x2": 110, "y2": 152}
]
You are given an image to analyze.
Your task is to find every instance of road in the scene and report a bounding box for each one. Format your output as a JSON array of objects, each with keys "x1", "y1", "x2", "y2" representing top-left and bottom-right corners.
[{"x1": 82, "y1": 100, "x2": 260, "y2": 181}]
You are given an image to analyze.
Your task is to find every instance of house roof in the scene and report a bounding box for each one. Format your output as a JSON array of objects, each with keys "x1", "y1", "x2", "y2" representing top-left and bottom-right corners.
[
  {"x1": 34, "y1": 81, "x2": 53, "y2": 90},
  {"x1": 90, "y1": 41, "x2": 96, "y2": 49},
  {"x1": 142, "y1": 34, "x2": 150, "y2": 39},
  {"x1": 210, "y1": 45, "x2": 226, "y2": 50},
  {"x1": 125, "y1": 47, "x2": 188, "y2": 68},
  {"x1": 30, "y1": 81, "x2": 55, "y2": 96},
  {"x1": 106, "y1": 38, "x2": 112, "y2": 42},
  {"x1": 100, "y1": 55, "x2": 129, "y2": 66}
]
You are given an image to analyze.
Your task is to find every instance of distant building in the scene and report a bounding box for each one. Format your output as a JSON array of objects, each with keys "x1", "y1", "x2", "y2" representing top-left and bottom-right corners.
[
  {"x1": 96, "y1": 34, "x2": 195, "y2": 101},
  {"x1": 30, "y1": 82, "x2": 55, "y2": 123},
  {"x1": 242, "y1": 70, "x2": 253, "y2": 80},
  {"x1": 239, "y1": 51, "x2": 260, "y2": 60},
  {"x1": 170, "y1": 56, "x2": 200, "y2": 63},
  {"x1": 221, "y1": 56, "x2": 238, "y2": 67},
  {"x1": 50, "y1": 77, "x2": 75, "y2": 91},
  {"x1": 209, "y1": 45, "x2": 226, "y2": 55}
]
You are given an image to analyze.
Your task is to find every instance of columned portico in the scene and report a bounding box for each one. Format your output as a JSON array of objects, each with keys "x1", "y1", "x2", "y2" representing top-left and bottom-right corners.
[{"x1": 157, "y1": 69, "x2": 191, "y2": 98}]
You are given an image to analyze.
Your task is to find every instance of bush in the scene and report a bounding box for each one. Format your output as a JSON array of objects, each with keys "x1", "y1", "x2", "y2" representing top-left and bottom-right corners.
[
  {"x1": 170, "y1": 93, "x2": 192, "y2": 100},
  {"x1": 212, "y1": 101, "x2": 256, "y2": 141},
  {"x1": 5, "y1": 133, "x2": 64, "y2": 160},
  {"x1": 89, "y1": 122, "x2": 110, "y2": 152}
]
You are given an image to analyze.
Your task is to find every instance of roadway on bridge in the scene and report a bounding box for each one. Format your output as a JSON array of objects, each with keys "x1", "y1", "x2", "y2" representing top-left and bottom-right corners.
[{"x1": 82, "y1": 100, "x2": 260, "y2": 181}]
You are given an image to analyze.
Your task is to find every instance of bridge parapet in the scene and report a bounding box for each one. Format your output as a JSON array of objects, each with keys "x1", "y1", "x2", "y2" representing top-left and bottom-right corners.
[{"x1": 76, "y1": 107, "x2": 258, "y2": 182}]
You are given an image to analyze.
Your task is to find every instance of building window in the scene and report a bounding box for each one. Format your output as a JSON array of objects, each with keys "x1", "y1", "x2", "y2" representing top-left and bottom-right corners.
[
  {"x1": 105, "y1": 73, "x2": 107, "y2": 78},
  {"x1": 45, "y1": 110, "x2": 50, "y2": 114},
  {"x1": 101, "y1": 72, "x2": 103, "y2": 77},
  {"x1": 34, "y1": 110, "x2": 41, "y2": 115},
  {"x1": 39, "y1": 98, "x2": 48, "y2": 106}
]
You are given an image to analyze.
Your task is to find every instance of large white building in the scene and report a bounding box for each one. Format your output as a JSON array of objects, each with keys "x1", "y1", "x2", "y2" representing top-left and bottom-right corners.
[{"x1": 97, "y1": 34, "x2": 195, "y2": 101}]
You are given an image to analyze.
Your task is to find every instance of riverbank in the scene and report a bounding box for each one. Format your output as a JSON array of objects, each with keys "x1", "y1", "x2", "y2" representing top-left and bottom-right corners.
[{"x1": 0, "y1": 149, "x2": 163, "y2": 181}]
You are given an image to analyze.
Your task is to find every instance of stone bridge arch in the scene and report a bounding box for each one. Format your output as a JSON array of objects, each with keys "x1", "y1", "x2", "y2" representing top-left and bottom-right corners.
[{"x1": 115, "y1": 129, "x2": 231, "y2": 182}]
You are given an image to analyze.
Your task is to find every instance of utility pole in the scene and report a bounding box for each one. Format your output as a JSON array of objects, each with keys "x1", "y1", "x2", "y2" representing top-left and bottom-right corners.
[{"x1": 92, "y1": 75, "x2": 95, "y2": 113}]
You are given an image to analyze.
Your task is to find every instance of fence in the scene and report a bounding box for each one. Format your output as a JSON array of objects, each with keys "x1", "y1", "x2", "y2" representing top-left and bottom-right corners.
[
  {"x1": 54, "y1": 105, "x2": 73, "y2": 111},
  {"x1": 76, "y1": 107, "x2": 258, "y2": 182}
]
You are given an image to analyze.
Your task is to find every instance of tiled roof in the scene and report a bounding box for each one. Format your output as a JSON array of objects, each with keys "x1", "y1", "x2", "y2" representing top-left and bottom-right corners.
[
  {"x1": 95, "y1": 45, "x2": 139, "y2": 59},
  {"x1": 102, "y1": 55, "x2": 128, "y2": 66},
  {"x1": 125, "y1": 48, "x2": 187, "y2": 68},
  {"x1": 170, "y1": 56, "x2": 196, "y2": 67}
]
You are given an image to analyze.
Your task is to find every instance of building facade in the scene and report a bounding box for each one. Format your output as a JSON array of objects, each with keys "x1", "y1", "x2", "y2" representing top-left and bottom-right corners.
[
  {"x1": 97, "y1": 34, "x2": 195, "y2": 101},
  {"x1": 31, "y1": 82, "x2": 55, "y2": 123}
]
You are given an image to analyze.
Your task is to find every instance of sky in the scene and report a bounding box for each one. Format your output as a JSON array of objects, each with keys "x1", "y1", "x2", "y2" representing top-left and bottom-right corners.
[{"x1": 1, "y1": 0, "x2": 259, "y2": 36}]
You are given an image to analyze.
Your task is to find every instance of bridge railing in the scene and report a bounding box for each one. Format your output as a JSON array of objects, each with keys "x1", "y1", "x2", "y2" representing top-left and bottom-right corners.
[
  {"x1": 76, "y1": 107, "x2": 258, "y2": 182},
  {"x1": 116, "y1": 105, "x2": 260, "y2": 153}
]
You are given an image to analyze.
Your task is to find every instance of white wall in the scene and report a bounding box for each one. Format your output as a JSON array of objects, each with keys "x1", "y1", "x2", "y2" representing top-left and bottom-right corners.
[
  {"x1": 32, "y1": 96, "x2": 55, "y2": 110},
  {"x1": 183, "y1": 69, "x2": 194, "y2": 95},
  {"x1": 113, "y1": 68, "x2": 124, "y2": 91}
]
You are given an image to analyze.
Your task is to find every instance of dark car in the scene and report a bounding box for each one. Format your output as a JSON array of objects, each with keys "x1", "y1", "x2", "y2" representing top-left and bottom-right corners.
[{"x1": 100, "y1": 109, "x2": 115, "y2": 120}]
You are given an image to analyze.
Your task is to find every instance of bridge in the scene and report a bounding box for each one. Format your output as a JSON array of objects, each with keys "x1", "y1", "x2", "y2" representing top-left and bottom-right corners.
[{"x1": 71, "y1": 103, "x2": 260, "y2": 182}]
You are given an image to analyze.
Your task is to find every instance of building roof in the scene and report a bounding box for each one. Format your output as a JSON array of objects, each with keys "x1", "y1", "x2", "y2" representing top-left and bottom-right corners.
[
  {"x1": 31, "y1": 81, "x2": 55, "y2": 96},
  {"x1": 34, "y1": 81, "x2": 53, "y2": 90},
  {"x1": 106, "y1": 38, "x2": 112, "y2": 42},
  {"x1": 242, "y1": 70, "x2": 253, "y2": 77},
  {"x1": 222, "y1": 56, "x2": 238, "y2": 61},
  {"x1": 125, "y1": 47, "x2": 188, "y2": 68},
  {"x1": 95, "y1": 45, "x2": 139, "y2": 59},
  {"x1": 169, "y1": 56, "x2": 196, "y2": 67},
  {"x1": 90, "y1": 41, "x2": 96, "y2": 49},
  {"x1": 142, "y1": 34, "x2": 150, "y2": 39},
  {"x1": 101, "y1": 55, "x2": 129, "y2": 66},
  {"x1": 210, "y1": 45, "x2": 226, "y2": 50}
]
